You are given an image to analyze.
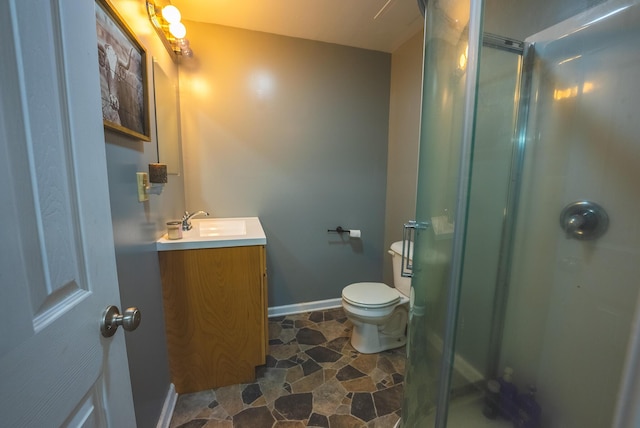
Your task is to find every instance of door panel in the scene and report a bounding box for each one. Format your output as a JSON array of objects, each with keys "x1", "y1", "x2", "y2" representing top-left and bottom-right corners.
[{"x1": 0, "y1": 1, "x2": 135, "y2": 426}]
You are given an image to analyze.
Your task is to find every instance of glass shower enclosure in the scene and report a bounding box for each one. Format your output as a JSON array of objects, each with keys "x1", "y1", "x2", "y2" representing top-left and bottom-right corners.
[{"x1": 401, "y1": 0, "x2": 640, "y2": 426}]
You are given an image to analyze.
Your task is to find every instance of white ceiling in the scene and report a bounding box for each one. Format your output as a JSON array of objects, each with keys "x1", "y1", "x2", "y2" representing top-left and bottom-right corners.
[{"x1": 171, "y1": 0, "x2": 424, "y2": 53}]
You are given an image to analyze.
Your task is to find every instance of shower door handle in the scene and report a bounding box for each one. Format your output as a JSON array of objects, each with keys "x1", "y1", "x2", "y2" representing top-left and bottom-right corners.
[{"x1": 401, "y1": 220, "x2": 428, "y2": 277}]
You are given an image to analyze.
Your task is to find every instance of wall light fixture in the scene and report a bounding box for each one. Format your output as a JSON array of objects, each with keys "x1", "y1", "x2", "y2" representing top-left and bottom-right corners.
[{"x1": 146, "y1": 1, "x2": 193, "y2": 59}]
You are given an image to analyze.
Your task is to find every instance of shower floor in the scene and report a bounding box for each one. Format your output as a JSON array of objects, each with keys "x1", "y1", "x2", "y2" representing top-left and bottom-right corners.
[{"x1": 425, "y1": 393, "x2": 514, "y2": 427}]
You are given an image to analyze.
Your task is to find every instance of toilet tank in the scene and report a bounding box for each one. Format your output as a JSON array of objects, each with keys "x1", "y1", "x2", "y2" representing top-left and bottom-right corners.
[{"x1": 389, "y1": 241, "x2": 412, "y2": 297}]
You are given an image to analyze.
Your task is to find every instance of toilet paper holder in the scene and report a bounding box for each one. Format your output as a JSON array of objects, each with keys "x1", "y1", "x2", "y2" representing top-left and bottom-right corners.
[
  {"x1": 327, "y1": 226, "x2": 361, "y2": 238},
  {"x1": 328, "y1": 226, "x2": 349, "y2": 234}
]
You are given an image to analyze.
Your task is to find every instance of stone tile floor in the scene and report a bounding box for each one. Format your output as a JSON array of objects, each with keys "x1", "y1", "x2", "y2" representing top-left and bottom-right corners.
[{"x1": 170, "y1": 308, "x2": 405, "y2": 428}]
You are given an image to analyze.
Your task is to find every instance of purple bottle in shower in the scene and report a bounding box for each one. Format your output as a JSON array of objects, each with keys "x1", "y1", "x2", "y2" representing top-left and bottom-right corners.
[
  {"x1": 515, "y1": 385, "x2": 542, "y2": 428},
  {"x1": 498, "y1": 367, "x2": 518, "y2": 420}
]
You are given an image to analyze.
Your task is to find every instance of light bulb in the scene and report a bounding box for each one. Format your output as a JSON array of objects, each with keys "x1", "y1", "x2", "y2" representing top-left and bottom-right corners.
[
  {"x1": 162, "y1": 5, "x2": 181, "y2": 24},
  {"x1": 169, "y1": 22, "x2": 186, "y2": 39}
]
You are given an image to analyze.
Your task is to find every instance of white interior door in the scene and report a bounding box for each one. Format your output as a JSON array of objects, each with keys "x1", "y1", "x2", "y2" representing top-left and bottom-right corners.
[{"x1": 0, "y1": 1, "x2": 136, "y2": 426}]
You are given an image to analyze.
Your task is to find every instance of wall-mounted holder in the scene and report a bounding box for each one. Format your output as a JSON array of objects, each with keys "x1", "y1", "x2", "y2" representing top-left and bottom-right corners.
[
  {"x1": 137, "y1": 163, "x2": 168, "y2": 202},
  {"x1": 328, "y1": 226, "x2": 361, "y2": 238},
  {"x1": 328, "y1": 226, "x2": 349, "y2": 234}
]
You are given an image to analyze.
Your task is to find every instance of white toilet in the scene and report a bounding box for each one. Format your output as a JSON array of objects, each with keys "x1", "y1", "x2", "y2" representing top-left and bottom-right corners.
[{"x1": 341, "y1": 241, "x2": 412, "y2": 354}]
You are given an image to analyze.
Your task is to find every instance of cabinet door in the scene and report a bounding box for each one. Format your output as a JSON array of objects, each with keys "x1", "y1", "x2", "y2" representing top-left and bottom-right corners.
[
  {"x1": 260, "y1": 245, "x2": 268, "y2": 359},
  {"x1": 159, "y1": 245, "x2": 266, "y2": 393}
]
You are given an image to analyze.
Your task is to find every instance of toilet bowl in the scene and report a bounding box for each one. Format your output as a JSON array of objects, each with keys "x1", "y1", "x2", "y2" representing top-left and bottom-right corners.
[{"x1": 341, "y1": 241, "x2": 412, "y2": 354}]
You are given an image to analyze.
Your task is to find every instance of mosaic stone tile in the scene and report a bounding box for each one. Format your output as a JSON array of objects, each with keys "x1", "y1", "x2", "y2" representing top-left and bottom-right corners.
[
  {"x1": 252, "y1": 395, "x2": 267, "y2": 407},
  {"x1": 212, "y1": 384, "x2": 243, "y2": 416},
  {"x1": 376, "y1": 356, "x2": 397, "y2": 374},
  {"x1": 308, "y1": 311, "x2": 325, "y2": 323},
  {"x1": 257, "y1": 368, "x2": 288, "y2": 404},
  {"x1": 385, "y1": 351, "x2": 406, "y2": 373},
  {"x1": 274, "y1": 392, "x2": 313, "y2": 420},
  {"x1": 326, "y1": 336, "x2": 350, "y2": 353},
  {"x1": 202, "y1": 420, "x2": 232, "y2": 428},
  {"x1": 311, "y1": 377, "x2": 347, "y2": 415},
  {"x1": 296, "y1": 327, "x2": 328, "y2": 345},
  {"x1": 328, "y1": 414, "x2": 365, "y2": 427},
  {"x1": 372, "y1": 384, "x2": 403, "y2": 417},
  {"x1": 392, "y1": 373, "x2": 404, "y2": 384},
  {"x1": 170, "y1": 391, "x2": 217, "y2": 427},
  {"x1": 291, "y1": 368, "x2": 325, "y2": 393},
  {"x1": 351, "y1": 354, "x2": 378, "y2": 374},
  {"x1": 274, "y1": 331, "x2": 297, "y2": 346},
  {"x1": 308, "y1": 412, "x2": 330, "y2": 427},
  {"x1": 351, "y1": 392, "x2": 377, "y2": 422},
  {"x1": 233, "y1": 406, "x2": 275, "y2": 428},
  {"x1": 169, "y1": 308, "x2": 406, "y2": 428},
  {"x1": 176, "y1": 419, "x2": 208, "y2": 428},
  {"x1": 285, "y1": 364, "x2": 304, "y2": 383},
  {"x1": 330, "y1": 355, "x2": 354, "y2": 371},
  {"x1": 301, "y1": 358, "x2": 323, "y2": 376},
  {"x1": 265, "y1": 354, "x2": 278, "y2": 368},
  {"x1": 282, "y1": 319, "x2": 295, "y2": 327},
  {"x1": 273, "y1": 421, "x2": 306, "y2": 428},
  {"x1": 276, "y1": 358, "x2": 300, "y2": 369},
  {"x1": 319, "y1": 320, "x2": 353, "y2": 342},
  {"x1": 294, "y1": 319, "x2": 314, "y2": 328},
  {"x1": 341, "y1": 376, "x2": 378, "y2": 393},
  {"x1": 305, "y1": 346, "x2": 343, "y2": 363},
  {"x1": 270, "y1": 344, "x2": 301, "y2": 360},
  {"x1": 241, "y1": 383, "x2": 262, "y2": 405},
  {"x1": 336, "y1": 364, "x2": 366, "y2": 381},
  {"x1": 269, "y1": 323, "x2": 283, "y2": 339},
  {"x1": 324, "y1": 368, "x2": 337, "y2": 381},
  {"x1": 367, "y1": 412, "x2": 400, "y2": 428},
  {"x1": 335, "y1": 404, "x2": 353, "y2": 415},
  {"x1": 369, "y1": 367, "x2": 391, "y2": 385}
]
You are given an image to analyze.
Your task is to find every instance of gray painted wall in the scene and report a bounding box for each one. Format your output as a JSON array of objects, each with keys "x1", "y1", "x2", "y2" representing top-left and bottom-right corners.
[
  {"x1": 180, "y1": 23, "x2": 392, "y2": 307},
  {"x1": 103, "y1": 2, "x2": 185, "y2": 426}
]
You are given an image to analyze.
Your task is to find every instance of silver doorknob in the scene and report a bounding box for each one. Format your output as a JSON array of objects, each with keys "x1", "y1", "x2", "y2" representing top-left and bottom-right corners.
[{"x1": 100, "y1": 305, "x2": 141, "y2": 338}]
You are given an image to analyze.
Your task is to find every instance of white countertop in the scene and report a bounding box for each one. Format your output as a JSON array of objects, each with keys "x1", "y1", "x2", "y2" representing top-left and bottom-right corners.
[{"x1": 156, "y1": 217, "x2": 266, "y2": 251}]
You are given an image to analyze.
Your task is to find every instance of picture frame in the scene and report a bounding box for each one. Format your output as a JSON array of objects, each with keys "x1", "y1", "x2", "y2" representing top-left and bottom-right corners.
[{"x1": 95, "y1": 0, "x2": 151, "y2": 141}]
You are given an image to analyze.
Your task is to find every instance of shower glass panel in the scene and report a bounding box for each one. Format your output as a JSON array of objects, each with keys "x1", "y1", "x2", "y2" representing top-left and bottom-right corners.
[
  {"x1": 451, "y1": 42, "x2": 521, "y2": 395},
  {"x1": 403, "y1": 0, "x2": 640, "y2": 427},
  {"x1": 401, "y1": 0, "x2": 481, "y2": 425}
]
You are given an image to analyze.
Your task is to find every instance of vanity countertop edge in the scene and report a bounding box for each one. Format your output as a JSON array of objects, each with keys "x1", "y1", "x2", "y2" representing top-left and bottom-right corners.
[{"x1": 156, "y1": 216, "x2": 267, "y2": 251}]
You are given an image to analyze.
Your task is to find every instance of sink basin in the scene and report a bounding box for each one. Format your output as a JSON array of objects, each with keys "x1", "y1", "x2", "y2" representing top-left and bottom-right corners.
[
  {"x1": 198, "y1": 219, "x2": 247, "y2": 237},
  {"x1": 156, "y1": 217, "x2": 266, "y2": 251}
]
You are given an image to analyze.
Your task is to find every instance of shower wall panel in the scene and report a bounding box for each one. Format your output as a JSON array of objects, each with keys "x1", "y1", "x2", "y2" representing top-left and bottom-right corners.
[{"x1": 501, "y1": 1, "x2": 640, "y2": 426}]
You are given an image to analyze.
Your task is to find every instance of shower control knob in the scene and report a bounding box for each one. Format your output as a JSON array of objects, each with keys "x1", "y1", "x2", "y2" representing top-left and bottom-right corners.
[
  {"x1": 560, "y1": 201, "x2": 608, "y2": 240},
  {"x1": 100, "y1": 305, "x2": 141, "y2": 337}
]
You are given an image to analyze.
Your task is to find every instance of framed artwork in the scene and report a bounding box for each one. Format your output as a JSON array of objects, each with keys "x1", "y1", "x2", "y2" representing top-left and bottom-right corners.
[{"x1": 95, "y1": 0, "x2": 150, "y2": 141}]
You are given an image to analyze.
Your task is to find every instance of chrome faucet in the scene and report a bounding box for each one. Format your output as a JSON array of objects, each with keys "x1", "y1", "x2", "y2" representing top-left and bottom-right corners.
[{"x1": 181, "y1": 210, "x2": 209, "y2": 231}]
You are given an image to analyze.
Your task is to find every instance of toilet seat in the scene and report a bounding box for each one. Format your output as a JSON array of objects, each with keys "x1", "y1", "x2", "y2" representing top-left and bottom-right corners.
[{"x1": 342, "y1": 282, "x2": 400, "y2": 308}]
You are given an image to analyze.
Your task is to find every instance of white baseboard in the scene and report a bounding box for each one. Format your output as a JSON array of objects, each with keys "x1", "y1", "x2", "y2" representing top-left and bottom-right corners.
[
  {"x1": 156, "y1": 383, "x2": 178, "y2": 428},
  {"x1": 268, "y1": 298, "x2": 342, "y2": 318}
]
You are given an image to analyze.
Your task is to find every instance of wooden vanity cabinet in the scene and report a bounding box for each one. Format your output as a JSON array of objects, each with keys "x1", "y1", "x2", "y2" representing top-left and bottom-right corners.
[{"x1": 158, "y1": 245, "x2": 268, "y2": 394}]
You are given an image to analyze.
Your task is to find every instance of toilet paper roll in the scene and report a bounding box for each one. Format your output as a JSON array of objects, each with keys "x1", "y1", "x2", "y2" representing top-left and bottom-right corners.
[{"x1": 349, "y1": 229, "x2": 361, "y2": 239}]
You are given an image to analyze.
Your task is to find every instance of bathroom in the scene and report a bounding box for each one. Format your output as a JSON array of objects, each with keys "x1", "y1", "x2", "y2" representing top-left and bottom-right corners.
[
  {"x1": 107, "y1": 0, "x2": 640, "y2": 425},
  {"x1": 1, "y1": 0, "x2": 639, "y2": 426}
]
